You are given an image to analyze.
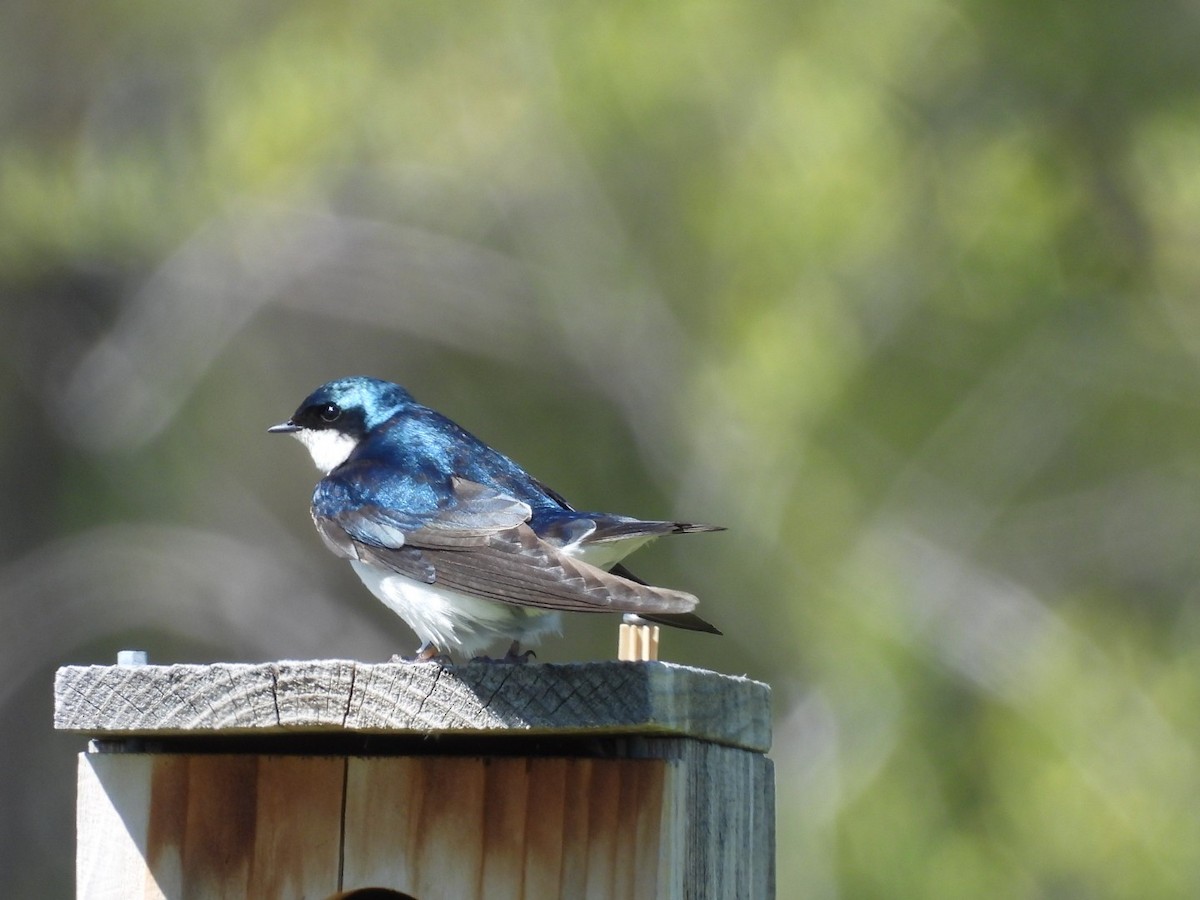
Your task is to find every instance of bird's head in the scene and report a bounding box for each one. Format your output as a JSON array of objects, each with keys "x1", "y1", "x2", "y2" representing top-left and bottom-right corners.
[{"x1": 269, "y1": 376, "x2": 413, "y2": 474}]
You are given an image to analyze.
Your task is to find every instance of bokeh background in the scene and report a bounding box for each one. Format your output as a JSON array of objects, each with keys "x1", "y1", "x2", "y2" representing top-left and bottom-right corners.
[{"x1": 4, "y1": 1, "x2": 1200, "y2": 896}]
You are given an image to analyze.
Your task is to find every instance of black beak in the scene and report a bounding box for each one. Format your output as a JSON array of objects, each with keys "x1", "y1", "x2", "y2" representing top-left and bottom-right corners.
[{"x1": 267, "y1": 421, "x2": 300, "y2": 434}]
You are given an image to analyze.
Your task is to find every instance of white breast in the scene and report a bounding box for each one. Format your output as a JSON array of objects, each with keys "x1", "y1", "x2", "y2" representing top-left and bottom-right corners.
[{"x1": 291, "y1": 428, "x2": 359, "y2": 475}]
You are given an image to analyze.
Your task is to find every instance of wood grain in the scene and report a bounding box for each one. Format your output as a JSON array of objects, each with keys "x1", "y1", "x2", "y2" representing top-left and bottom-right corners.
[
  {"x1": 340, "y1": 756, "x2": 668, "y2": 900},
  {"x1": 80, "y1": 754, "x2": 345, "y2": 899},
  {"x1": 76, "y1": 744, "x2": 771, "y2": 899},
  {"x1": 55, "y1": 661, "x2": 771, "y2": 752}
]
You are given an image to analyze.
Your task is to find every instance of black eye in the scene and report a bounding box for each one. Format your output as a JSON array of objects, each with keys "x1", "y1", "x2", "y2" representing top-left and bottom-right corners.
[{"x1": 318, "y1": 403, "x2": 341, "y2": 423}]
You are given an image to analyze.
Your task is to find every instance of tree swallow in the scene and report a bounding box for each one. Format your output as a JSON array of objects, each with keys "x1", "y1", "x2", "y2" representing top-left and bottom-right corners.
[{"x1": 269, "y1": 376, "x2": 722, "y2": 660}]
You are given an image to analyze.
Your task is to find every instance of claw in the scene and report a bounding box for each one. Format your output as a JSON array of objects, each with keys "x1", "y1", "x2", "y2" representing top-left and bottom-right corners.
[
  {"x1": 504, "y1": 640, "x2": 536, "y2": 664},
  {"x1": 391, "y1": 642, "x2": 451, "y2": 664},
  {"x1": 470, "y1": 641, "x2": 536, "y2": 664}
]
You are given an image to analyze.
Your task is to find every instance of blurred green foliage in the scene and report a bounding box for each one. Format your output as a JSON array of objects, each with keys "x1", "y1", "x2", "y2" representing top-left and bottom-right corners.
[{"x1": 4, "y1": 0, "x2": 1200, "y2": 896}]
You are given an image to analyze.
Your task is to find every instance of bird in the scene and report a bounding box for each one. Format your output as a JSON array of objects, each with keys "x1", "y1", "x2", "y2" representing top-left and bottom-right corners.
[{"x1": 268, "y1": 376, "x2": 722, "y2": 661}]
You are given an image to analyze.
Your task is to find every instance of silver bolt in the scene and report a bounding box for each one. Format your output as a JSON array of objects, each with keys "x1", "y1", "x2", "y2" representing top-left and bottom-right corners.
[{"x1": 117, "y1": 650, "x2": 149, "y2": 666}]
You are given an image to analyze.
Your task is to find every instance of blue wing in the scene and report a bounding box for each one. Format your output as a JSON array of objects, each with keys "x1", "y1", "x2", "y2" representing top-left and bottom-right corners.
[{"x1": 311, "y1": 463, "x2": 701, "y2": 615}]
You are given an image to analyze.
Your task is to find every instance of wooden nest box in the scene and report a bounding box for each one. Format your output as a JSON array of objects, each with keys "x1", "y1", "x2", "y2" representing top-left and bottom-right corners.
[{"x1": 55, "y1": 658, "x2": 774, "y2": 899}]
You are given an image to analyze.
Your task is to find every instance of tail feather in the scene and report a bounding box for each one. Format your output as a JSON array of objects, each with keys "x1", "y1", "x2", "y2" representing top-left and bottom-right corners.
[
  {"x1": 609, "y1": 562, "x2": 721, "y2": 634},
  {"x1": 634, "y1": 610, "x2": 723, "y2": 635}
]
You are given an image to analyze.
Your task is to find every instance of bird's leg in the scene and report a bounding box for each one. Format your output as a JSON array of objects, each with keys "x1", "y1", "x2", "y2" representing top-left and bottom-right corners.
[{"x1": 503, "y1": 640, "x2": 536, "y2": 664}]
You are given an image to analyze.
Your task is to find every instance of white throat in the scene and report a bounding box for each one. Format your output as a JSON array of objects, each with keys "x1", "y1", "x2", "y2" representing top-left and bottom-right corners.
[{"x1": 292, "y1": 428, "x2": 359, "y2": 474}]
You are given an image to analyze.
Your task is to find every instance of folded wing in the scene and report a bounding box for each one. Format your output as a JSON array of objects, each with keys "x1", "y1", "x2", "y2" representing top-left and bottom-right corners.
[{"x1": 312, "y1": 469, "x2": 700, "y2": 616}]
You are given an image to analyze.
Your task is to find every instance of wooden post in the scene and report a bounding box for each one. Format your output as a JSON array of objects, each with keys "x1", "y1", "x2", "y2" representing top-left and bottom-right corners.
[{"x1": 55, "y1": 659, "x2": 774, "y2": 899}]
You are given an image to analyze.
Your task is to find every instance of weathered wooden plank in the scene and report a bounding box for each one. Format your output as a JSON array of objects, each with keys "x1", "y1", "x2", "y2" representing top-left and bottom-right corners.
[
  {"x1": 77, "y1": 754, "x2": 161, "y2": 899},
  {"x1": 78, "y1": 754, "x2": 345, "y2": 899},
  {"x1": 522, "y1": 757, "x2": 568, "y2": 897},
  {"x1": 339, "y1": 756, "x2": 669, "y2": 900},
  {"x1": 558, "y1": 759, "x2": 593, "y2": 898},
  {"x1": 660, "y1": 740, "x2": 776, "y2": 900},
  {"x1": 480, "y1": 758, "x2": 529, "y2": 900},
  {"x1": 77, "y1": 745, "x2": 771, "y2": 900},
  {"x1": 55, "y1": 661, "x2": 771, "y2": 752}
]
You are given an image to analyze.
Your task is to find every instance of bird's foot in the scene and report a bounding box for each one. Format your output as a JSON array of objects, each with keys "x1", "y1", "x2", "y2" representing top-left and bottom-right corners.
[
  {"x1": 392, "y1": 643, "x2": 451, "y2": 665},
  {"x1": 470, "y1": 641, "x2": 536, "y2": 665},
  {"x1": 503, "y1": 641, "x2": 536, "y2": 664}
]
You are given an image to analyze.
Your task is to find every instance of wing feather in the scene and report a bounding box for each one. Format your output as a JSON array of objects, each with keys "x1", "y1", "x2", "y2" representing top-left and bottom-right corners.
[
  {"x1": 313, "y1": 468, "x2": 702, "y2": 616},
  {"x1": 353, "y1": 523, "x2": 699, "y2": 615}
]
